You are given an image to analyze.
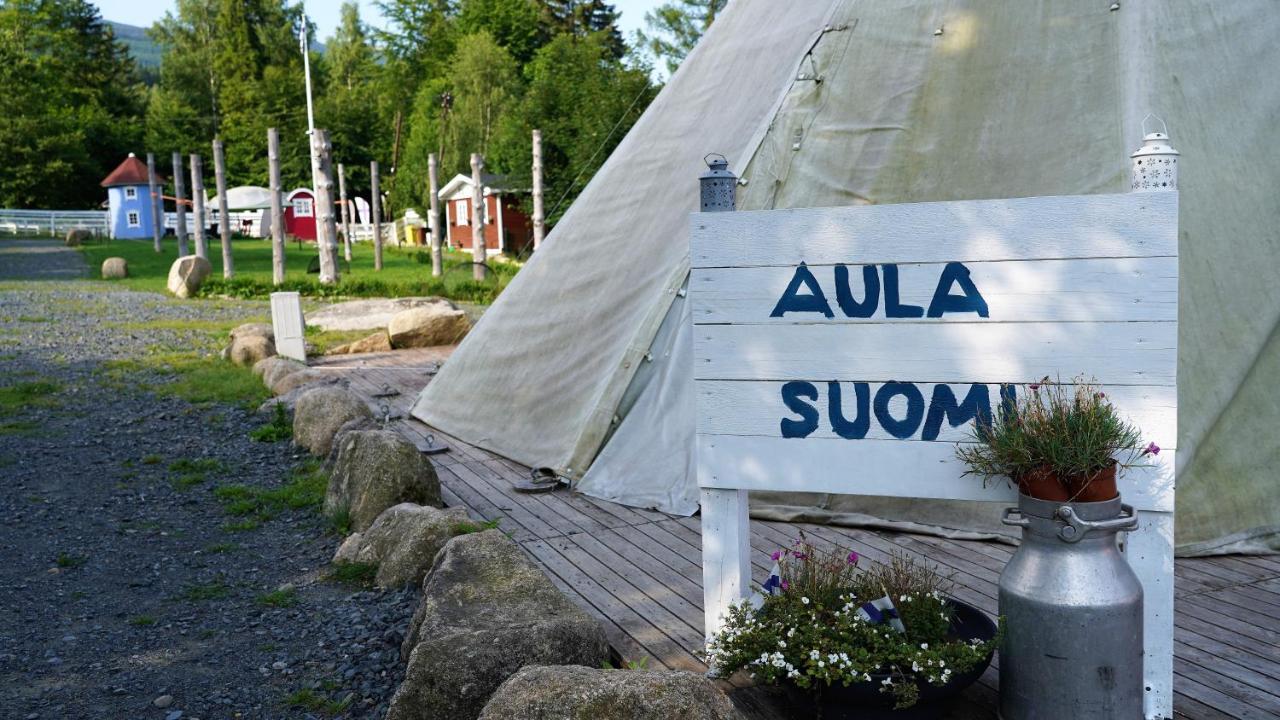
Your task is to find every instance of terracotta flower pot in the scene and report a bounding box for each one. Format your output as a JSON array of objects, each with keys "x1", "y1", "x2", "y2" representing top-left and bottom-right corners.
[
  {"x1": 1016, "y1": 466, "x2": 1072, "y2": 502},
  {"x1": 1068, "y1": 462, "x2": 1119, "y2": 502}
]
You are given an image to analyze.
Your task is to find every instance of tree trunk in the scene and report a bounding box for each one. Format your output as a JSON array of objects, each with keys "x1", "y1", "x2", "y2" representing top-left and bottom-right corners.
[
  {"x1": 428, "y1": 153, "x2": 443, "y2": 277},
  {"x1": 338, "y1": 163, "x2": 352, "y2": 262},
  {"x1": 147, "y1": 153, "x2": 162, "y2": 253},
  {"x1": 310, "y1": 129, "x2": 341, "y2": 285},
  {"x1": 268, "y1": 128, "x2": 285, "y2": 285},
  {"x1": 212, "y1": 139, "x2": 234, "y2": 278},
  {"x1": 471, "y1": 153, "x2": 487, "y2": 280},
  {"x1": 532, "y1": 129, "x2": 546, "y2": 251},
  {"x1": 189, "y1": 153, "x2": 208, "y2": 260},
  {"x1": 172, "y1": 152, "x2": 188, "y2": 257},
  {"x1": 371, "y1": 160, "x2": 383, "y2": 271}
]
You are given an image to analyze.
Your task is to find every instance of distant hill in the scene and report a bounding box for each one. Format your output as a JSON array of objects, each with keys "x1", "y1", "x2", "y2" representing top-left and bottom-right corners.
[{"x1": 108, "y1": 21, "x2": 162, "y2": 71}]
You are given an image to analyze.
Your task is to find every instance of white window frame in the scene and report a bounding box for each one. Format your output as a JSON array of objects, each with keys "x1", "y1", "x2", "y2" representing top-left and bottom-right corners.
[
  {"x1": 126, "y1": 211, "x2": 140, "y2": 227},
  {"x1": 292, "y1": 198, "x2": 314, "y2": 217},
  {"x1": 456, "y1": 199, "x2": 469, "y2": 226},
  {"x1": 125, "y1": 187, "x2": 137, "y2": 200}
]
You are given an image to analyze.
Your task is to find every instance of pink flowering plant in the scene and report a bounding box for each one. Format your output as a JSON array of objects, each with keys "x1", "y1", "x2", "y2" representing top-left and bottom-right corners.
[{"x1": 705, "y1": 537, "x2": 998, "y2": 709}]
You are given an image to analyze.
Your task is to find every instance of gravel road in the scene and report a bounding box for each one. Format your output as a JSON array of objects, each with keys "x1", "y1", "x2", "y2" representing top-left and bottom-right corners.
[{"x1": 0, "y1": 239, "x2": 412, "y2": 719}]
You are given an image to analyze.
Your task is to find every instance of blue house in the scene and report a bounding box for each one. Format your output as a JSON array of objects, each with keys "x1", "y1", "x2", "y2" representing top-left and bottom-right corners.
[{"x1": 100, "y1": 153, "x2": 157, "y2": 240}]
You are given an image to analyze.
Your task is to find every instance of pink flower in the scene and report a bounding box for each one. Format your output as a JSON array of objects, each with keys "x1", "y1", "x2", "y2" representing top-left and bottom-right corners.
[
  {"x1": 1144, "y1": 441, "x2": 1161, "y2": 456},
  {"x1": 780, "y1": 580, "x2": 790, "y2": 590},
  {"x1": 792, "y1": 552, "x2": 808, "y2": 560},
  {"x1": 847, "y1": 551, "x2": 860, "y2": 565},
  {"x1": 1096, "y1": 392, "x2": 1106, "y2": 399},
  {"x1": 770, "y1": 550, "x2": 782, "y2": 562},
  {"x1": 1028, "y1": 383, "x2": 1040, "y2": 391}
]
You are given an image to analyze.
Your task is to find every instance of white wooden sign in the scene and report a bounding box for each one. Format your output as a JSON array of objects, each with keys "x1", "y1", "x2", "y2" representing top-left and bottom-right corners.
[
  {"x1": 691, "y1": 191, "x2": 1178, "y2": 719},
  {"x1": 271, "y1": 291, "x2": 307, "y2": 362}
]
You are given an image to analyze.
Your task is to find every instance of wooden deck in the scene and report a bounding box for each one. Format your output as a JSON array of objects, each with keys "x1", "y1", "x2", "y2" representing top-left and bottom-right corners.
[{"x1": 312, "y1": 349, "x2": 1280, "y2": 719}]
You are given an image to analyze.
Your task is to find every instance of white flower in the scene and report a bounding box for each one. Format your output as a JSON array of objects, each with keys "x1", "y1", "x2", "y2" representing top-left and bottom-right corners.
[
  {"x1": 818, "y1": 661, "x2": 825, "y2": 668},
  {"x1": 787, "y1": 628, "x2": 796, "y2": 638},
  {"x1": 881, "y1": 677, "x2": 894, "y2": 686},
  {"x1": 863, "y1": 673, "x2": 872, "y2": 682},
  {"x1": 920, "y1": 643, "x2": 929, "y2": 650},
  {"x1": 939, "y1": 660, "x2": 945, "y2": 667},
  {"x1": 777, "y1": 640, "x2": 786, "y2": 649},
  {"x1": 828, "y1": 654, "x2": 839, "y2": 664},
  {"x1": 801, "y1": 597, "x2": 810, "y2": 605},
  {"x1": 809, "y1": 650, "x2": 820, "y2": 660}
]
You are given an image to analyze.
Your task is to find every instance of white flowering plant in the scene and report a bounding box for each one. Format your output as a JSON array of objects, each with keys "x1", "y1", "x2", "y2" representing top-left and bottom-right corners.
[{"x1": 705, "y1": 538, "x2": 999, "y2": 709}]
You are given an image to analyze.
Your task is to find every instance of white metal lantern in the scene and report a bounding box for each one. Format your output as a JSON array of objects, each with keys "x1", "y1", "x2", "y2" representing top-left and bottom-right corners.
[
  {"x1": 699, "y1": 154, "x2": 737, "y2": 212},
  {"x1": 1130, "y1": 115, "x2": 1179, "y2": 192}
]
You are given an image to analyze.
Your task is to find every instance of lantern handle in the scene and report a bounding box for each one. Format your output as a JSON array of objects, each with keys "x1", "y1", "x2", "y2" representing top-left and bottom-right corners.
[
  {"x1": 703, "y1": 152, "x2": 728, "y2": 168},
  {"x1": 1141, "y1": 113, "x2": 1169, "y2": 137}
]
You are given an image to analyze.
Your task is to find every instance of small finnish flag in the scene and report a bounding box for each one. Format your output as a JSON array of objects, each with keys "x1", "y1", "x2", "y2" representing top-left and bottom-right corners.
[
  {"x1": 856, "y1": 595, "x2": 906, "y2": 633},
  {"x1": 748, "y1": 562, "x2": 784, "y2": 610}
]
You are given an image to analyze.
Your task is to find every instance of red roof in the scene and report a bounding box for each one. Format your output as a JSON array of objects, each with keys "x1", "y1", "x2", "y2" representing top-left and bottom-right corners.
[{"x1": 100, "y1": 154, "x2": 152, "y2": 187}]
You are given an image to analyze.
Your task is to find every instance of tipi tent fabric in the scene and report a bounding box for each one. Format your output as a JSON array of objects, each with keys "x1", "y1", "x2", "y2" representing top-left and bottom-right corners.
[{"x1": 414, "y1": 0, "x2": 1280, "y2": 555}]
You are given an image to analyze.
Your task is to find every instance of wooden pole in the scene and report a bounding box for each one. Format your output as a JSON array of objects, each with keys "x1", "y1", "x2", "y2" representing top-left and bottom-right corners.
[
  {"x1": 268, "y1": 128, "x2": 285, "y2": 285},
  {"x1": 146, "y1": 153, "x2": 162, "y2": 253},
  {"x1": 470, "y1": 152, "x2": 487, "y2": 280},
  {"x1": 189, "y1": 153, "x2": 208, "y2": 259},
  {"x1": 338, "y1": 163, "x2": 352, "y2": 262},
  {"x1": 532, "y1": 130, "x2": 546, "y2": 251},
  {"x1": 212, "y1": 139, "x2": 234, "y2": 278},
  {"x1": 428, "y1": 153, "x2": 443, "y2": 277},
  {"x1": 310, "y1": 128, "x2": 340, "y2": 284},
  {"x1": 371, "y1": 160, "x2": 383, "y2": 271},
  {"x1": 172, "y1": 152, "x2": 189, "y2": 257}
]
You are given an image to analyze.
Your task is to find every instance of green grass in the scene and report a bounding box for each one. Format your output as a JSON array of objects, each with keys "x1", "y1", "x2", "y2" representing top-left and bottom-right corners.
[
  {"x1": 250, "y1": 403, "x2": 292, "y2": 442},
  {"x1": 55, "y1": 552, "x2": 85, "y2": 568},
  {"x1": 204, "y1": 542, "x2": 238, "y2": 554},
  {"x1": 129, "y1": 614, "x2": 157, "y2": 627},
  {"x1": 141, "y1": 454, "x2": 163, "y2": 465},
  {"x1": 0, "y1": 420, "x2": 39, "y2": 436},
  {"x1": 450, "y1": 518, "x2": 502, "y2": 535},
  {"x1": 283, "y1": 688, "x2": 353, "y2": 715},
  {"x1": 329, "y1": 562, "x2": 378, "y2": 588},
  {"x1": 0, "y1": 380, "x2": 61, "y2": 416},
  {"x1": 79, "y1": 237, "x2": 519, "y2": 304},
  {"x1": 169, "y1": 457, "x2": 226, "y2": 490},
  {"x1": 257, "y1": 587, "x2": 298, "y2": 608},
  {"x1": 180, "y1": 577, "x2": 232, "y2": 601},
  {"x1": 328, "y1": 506, "x2": 352, "y2": 537},
  {"x1": 103, "y1": 351, "x2": 269, "y2": 409},
  {"x1": 214, "y1": 459, "x2": 327, "y2": 526}
]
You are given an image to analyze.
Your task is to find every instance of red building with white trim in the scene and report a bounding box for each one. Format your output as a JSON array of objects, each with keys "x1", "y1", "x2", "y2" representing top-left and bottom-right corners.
[{"x1": 439, "y1": 174, "x2": 532, "y2": 257}]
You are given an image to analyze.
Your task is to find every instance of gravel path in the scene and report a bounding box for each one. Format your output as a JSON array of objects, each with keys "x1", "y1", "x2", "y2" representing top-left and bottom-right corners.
[{"x1": 0, "y1": 239, "x2": 413, "y2": 719}]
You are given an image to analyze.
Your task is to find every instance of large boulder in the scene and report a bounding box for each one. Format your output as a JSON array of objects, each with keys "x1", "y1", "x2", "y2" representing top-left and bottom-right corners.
[
  {"x1": 293, "y1": 385, "x2": 373, "y2": 457},
  {"x1": 228, "y1": 335, "x2": 276, "y2": 366},
  {"x1": 308, "y1": 297, "x2": 459, "y2": 333},
  {"x1": 479, "y1": 666, "x2": 743, "y2": 720},
  {"x1": 270, "y1": 367, "x2": 328, "y2": 396},
  {"x1": 388, "y1": 531, "x2": 610, "y2": 720},
  {"x1": 326, "y1": 331, "x2": 393, "y2": 355},
  {"x1": 332, "y1": 503, "x2": 472, "y2": 588},
  {"x1": 64, "y1": 228, "x2": 90, "y2": 247},
  {"x1": 253, "y1": 356, "x2": 301, "y2": 381},
  {"x1": 101, "y1": 257, "x2": 128, "y2": 279},
  {"x1": 388, "y1": 306, "x2": 471, "y2": 349},
  {"x1": 325, "y1": 428, "x2": 441, "y2": 532},
  {"x1": 230, "y1": 323, "x2": 274, "y2": 341},
  {"x1": 166, "y1": 255, "x2": 212, "y2": 298}
]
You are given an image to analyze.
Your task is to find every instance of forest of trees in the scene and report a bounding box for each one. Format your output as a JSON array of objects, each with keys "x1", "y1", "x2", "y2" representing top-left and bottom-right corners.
[{"x1": 0, "y1": 0, "x2": 721, "y2": 221}]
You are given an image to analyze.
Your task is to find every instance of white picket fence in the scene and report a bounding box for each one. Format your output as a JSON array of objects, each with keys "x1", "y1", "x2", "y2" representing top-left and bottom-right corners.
[
  {"x1": 347, "y1": 219, "x2": 407, "y2": 246},
  {"x1": 0, "y1": 209, "x2": 109, "y2": 237}
]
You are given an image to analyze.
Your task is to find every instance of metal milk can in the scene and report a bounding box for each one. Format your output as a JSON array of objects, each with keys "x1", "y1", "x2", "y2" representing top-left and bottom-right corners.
[{"x1": 999, "y1": 493, "x2": 1143, "y2": 719}]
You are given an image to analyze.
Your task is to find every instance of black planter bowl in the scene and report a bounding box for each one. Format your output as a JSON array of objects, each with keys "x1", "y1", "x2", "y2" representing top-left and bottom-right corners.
[{"x1": 779, "y1": 599, "x2": 997, "y2": 720}]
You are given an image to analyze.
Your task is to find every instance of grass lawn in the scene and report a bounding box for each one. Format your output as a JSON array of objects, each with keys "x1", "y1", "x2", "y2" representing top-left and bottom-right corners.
[{"x1": 80, "y1": 237, "x2": 518, "y2": 304}]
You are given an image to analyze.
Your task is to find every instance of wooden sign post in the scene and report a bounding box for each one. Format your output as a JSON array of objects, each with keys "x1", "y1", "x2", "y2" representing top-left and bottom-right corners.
[{"x1": 691, "y1": 191, "x2": 1178, "y2": 719}]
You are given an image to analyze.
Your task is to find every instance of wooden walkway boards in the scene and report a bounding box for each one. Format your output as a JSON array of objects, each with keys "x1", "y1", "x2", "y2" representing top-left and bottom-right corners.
[{"x1": 312, "y1": 349, "x2": 1280, "y2": 720}]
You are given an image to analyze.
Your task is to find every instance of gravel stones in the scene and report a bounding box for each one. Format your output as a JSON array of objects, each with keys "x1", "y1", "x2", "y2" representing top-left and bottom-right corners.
[
  {"x1": 387, "y1": 306, "x2": 471, "y2": 349},
  {"x1": 166, "y1": 255, "x2": 212, "y2": 298},
  {"x1": 388, "y1": 531, "x2": 610, "y2": 720},
  {"x1": 479, "y1": 666, "x2": 744, "y2": 720},
  {"x1": 333, "y1": 504, "x2": 472, "y2": 588},
  {"x1": 292, "y1": 385, "x2": 373, "y2": 457},
  {"x1": 101, "y1": 257, "x2": 128, "y2": 279},
  {"x1": 324, "y1": 430, "x2": 442, "y2": 532}
]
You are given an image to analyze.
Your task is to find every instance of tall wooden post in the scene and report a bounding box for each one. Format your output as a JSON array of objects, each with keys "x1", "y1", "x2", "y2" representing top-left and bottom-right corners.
[
  {"x1": 338, "y1": 163, "x2": 352, "y2": 262},
  {"x1": 189, "y1": 153, "x2": 208, "y2": 260},
  {"x1": 428, "y1": 153, "x2": 443, "y2": 277},
  {"x1": 268, "y1": 128, "x2": 285, "y2": 285},
  {"x1": 212, "y1": 139, "x2": 234, "y2": 278},
  {"x1": 310, "y1": 128, "x2": 340, "y2": 284},
  {"x1": 146, "y1": 153, "x2": 162, "y2": 253},
  {"x1": 532, "y1": 129, "x2": 545, "y2": 251},
  {"x1": 172, "y1": 152, "x2": 189, "y2": 257},
  {"x1": 470, "y1": 153, "x2": 487, "y2": 280},
  {"x1": 371, "y1": 160, "x2": 383, "y2": 271}
]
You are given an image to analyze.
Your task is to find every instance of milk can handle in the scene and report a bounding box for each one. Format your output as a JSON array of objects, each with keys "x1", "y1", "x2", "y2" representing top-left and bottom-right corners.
[
  {"x1": 1001, "y1": 507, "x2": 1030, "y2": 528},
  {"x1": 1055, "y1": 504, "x2": 1139, "y2": 543}
]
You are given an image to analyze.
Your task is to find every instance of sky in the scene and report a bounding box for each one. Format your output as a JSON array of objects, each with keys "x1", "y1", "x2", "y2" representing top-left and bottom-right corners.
[{"x1": 93, "y1": 0, "x2": 665, "y2": 43}]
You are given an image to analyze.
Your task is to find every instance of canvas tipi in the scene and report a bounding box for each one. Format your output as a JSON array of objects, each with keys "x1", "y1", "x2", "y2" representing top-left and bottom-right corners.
[{"x1": 413, "y1": 0, "x2": 1280, "y2": 555}]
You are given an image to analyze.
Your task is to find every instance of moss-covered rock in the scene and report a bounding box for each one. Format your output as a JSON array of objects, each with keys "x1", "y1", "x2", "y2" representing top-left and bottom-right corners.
[
  {"x1": 324, "y1": 428, "x2": 440, "y2": 531},
  {"x1": 479, "y1": 665, "x2": 743, "y2": 720},
  {"x1": 332, "y1": 503, "x2": 471, "y2": 588},
  {"x1": 292, "y1": 385, "x2": 372, "y2": 457},
  {"x1": 388, "y1": 531, "x2": 610, "y2": 720}
]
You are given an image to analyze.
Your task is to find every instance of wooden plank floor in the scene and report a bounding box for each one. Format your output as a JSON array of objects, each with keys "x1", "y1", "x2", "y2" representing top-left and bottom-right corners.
[{"x1": 313, "y1": 349, "x2": 1280, "y2": 719}]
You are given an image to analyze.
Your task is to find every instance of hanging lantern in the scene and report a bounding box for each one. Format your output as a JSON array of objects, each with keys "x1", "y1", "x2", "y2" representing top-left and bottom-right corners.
[
  {"x1": 699, "y1": 153, "x2": 737, "y2": 212},
  {"x1": 1130, "y1": 115, "x2": 1179, "y2": 192}
]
